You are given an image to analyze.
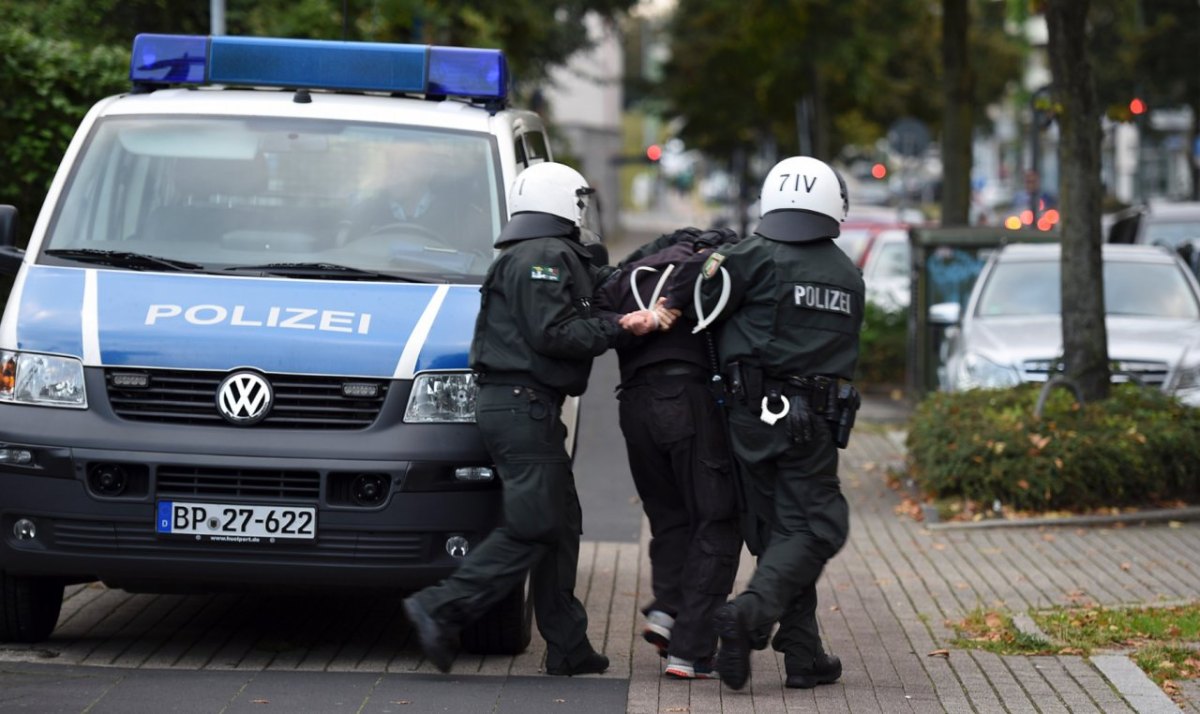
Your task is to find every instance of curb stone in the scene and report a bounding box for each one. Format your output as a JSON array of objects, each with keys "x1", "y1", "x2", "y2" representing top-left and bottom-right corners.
[
  {"x1": 926, "y1": 506, "x2": 1200, "y2": 531},
  {"x1": 1091, "y1": 654, "x2": 1183, "y2": 714}
]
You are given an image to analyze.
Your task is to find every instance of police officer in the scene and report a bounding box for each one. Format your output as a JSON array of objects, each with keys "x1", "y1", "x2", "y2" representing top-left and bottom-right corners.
[
  {"x1": 593, "y1": 227, "x2": 742, "y2": 680},
  {"x1": 693, "y1": 156, "x2": 864, "y2": 691},
  {"x1": 402, "y1": 162, "x2": 660, "y2": 676}
]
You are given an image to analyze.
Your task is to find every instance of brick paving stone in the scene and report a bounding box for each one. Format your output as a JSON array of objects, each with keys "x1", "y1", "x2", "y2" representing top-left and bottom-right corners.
[
  {"x1": 940, "y1": 530, "x2": 1024, "y2": 612},
  {"x1": 1063, "y1": 528, "x2": 1158, "y2": 603},
  {"x1": 1057, "y1": 656, "x2": 1139, "y2": 713},
  {"x1": 110, "y1": 593, "x2": 204, "y2": 669},
  {"x1": 1119, "y1": 527, "x2": 1198, "y2": 601},
  {"x1": 992, "y1": 527, "x2": 1085, "y2": 607},
  {"x1": 91, "y1": 593, "x2": 191, "y2": 667},
  {"x1": 325, "y1": 597, "x2": 403, "y2": 673},
  {"x1": 1144, "y1": 526, "x2": 1200, "y2": 595},
  {"x1": 55, "y1": 582, "x2": 111, "y2": 630},
  {"x1": 967, "y1": 649, "x2": 1038, "y2": 712},
  {"x1": 1002, "y1": 655, "x2": 1072, "y2": 714},
  {"x1": 974, "y1": 527, "x2": 1058, "y2": 608},
  {"x1": 353, "y1": 600, "x2": 410, "y2": 673},
  {"x1": 1032, "y1": 655, "x2": 1117, "y2": 712}
]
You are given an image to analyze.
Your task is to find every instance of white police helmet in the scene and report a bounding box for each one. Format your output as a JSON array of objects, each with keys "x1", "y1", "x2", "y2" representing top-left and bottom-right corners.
[
  {"x1": 755, "y1": 156, "x2": 849, "y2": 243},
  {"x1": 496, "y1": 162, "x2": 593, "y2": 245}
]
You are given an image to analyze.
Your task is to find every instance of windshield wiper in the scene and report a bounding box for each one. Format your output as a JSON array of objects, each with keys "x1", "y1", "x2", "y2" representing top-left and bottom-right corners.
[
  {"x1": 220, "y1": 262, "x2": 436, "y2": 282},
  {"x1": 43, "y1": 249, "x2": 204, "y2": 272}
]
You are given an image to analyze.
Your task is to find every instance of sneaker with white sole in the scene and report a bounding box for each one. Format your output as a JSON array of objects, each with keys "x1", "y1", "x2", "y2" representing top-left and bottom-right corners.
[
  {"x1": 642, "y1": 610, "x2": 674, "y2": 658},
  {"x1": 665, "y1": 655, "x2": 719, "y2": 680}
]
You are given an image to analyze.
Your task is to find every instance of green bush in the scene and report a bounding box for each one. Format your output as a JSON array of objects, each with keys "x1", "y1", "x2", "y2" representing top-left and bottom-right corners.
[
  {"x1": 0, "y1": 28, "x2": 127, "y2": 247},
  {"x1": 855, "y1": 301, "x2": 908, "y2": 387},
  {"x1": 906, "y1": 383, "x2": 1200, "y2": 511}
]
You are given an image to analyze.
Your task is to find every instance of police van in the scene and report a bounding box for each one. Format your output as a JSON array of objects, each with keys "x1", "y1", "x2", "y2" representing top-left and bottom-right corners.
[{"x1": 0, "y1": 34, "x2": 571, "y2": 653}]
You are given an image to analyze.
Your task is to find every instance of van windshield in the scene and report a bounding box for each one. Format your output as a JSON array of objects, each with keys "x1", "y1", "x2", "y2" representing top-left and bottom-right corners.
[{"x1": 43, "y1": 116, "x2": 505, "y2": 281}]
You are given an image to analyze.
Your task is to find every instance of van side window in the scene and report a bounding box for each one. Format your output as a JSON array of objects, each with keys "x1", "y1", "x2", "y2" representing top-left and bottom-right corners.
[{"x1": 523, "y1": 133, "x2": 549, "y2": 165}]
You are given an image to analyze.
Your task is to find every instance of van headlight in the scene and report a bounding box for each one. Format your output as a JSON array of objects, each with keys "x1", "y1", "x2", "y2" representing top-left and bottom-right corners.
[
  {"x1": 404, "y1": 372, "x2": 477, "y2": 423},
  {"x1": 0, "y1": 351, "x2": 87, "y2": 408},
  {"x1": 953, "y1": 352, "x2": 1021, "y2": 391}
]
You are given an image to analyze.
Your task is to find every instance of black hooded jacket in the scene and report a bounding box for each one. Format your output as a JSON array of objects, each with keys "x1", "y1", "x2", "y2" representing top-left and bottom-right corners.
[{"x1": 469, "y1": 216, "x2": 623, "y2": 396}]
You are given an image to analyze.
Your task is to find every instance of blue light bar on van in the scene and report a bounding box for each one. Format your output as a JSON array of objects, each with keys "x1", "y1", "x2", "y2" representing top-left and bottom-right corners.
[{"x1": 129, "y1": 34, "x2": 507, "y2": 100}]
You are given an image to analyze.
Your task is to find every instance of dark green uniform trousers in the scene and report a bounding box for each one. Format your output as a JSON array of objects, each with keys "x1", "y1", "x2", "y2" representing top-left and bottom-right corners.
[
  {"x1": 411, "y1": 383, "x2": 593, "y2": 671},
  {"x1": 726, "y1": 399, "x2": 850, "y2": 673}
]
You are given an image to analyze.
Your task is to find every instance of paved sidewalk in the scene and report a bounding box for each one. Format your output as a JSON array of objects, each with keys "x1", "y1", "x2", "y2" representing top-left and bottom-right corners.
[{"x1": 2, "y1": 422, "x2": 1197, "y2": 712}]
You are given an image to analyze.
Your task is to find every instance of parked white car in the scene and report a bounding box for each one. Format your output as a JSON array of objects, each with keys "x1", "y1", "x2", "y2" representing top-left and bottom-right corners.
[
  {"x1": 932, "y1": 243, "x2": 1200, "y2": 406},
  {"x1": 860, "y1": 228, "x2": 911, "y2": 311}
]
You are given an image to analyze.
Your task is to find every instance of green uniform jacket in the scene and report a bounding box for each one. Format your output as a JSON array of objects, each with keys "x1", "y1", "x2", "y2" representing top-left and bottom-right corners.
[
  {"x1": 470, "y1": 235, "x2": 622, "y2": 396},
  {"x1": 698, "y1": 234, "x2": 865, "y2": 380}
]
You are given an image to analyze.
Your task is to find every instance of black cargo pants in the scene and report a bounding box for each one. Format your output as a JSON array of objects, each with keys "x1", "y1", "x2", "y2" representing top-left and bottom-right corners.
[
  {"x1": 411, "y1": 383, "x2": 594, "y2": 671},
  {"x1": 618, "y1": 377, "x2": 741, "y2": 660},
  {"x1": 726, "y1": 396, "x2": 849, "y2": 673}
]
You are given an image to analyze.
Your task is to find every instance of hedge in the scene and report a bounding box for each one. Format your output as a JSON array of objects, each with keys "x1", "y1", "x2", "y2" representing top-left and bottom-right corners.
[{"x1": 905, "y1": 383, "x2": 1200, "y2": 511}]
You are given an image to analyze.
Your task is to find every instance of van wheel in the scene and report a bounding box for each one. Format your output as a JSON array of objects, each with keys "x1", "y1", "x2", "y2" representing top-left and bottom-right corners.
[
  {"x1": 459, "y1": 575, "x2": 532, "y2": 655},
  {"x1": 0, "y1": 571, "x2": 64, "y2": 643}
]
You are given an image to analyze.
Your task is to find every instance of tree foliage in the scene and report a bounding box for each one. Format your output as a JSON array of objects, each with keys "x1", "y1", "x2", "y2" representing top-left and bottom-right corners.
[
  {"x1": 0, "y1": 28, "x2": 128, "y2": 246},
  {"x1": 0, "y1": 0, "x2": 636, "y2": 95},
  {"x1": 659, "y1": 0, "x2": 1020, "y2": 163}
]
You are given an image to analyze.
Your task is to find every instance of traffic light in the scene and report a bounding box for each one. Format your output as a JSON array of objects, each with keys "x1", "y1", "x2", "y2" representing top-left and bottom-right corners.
[
  {"x1": 870, "y1": 162, "x2": 887, "y2": 180},
  {"x1": 1129, "y1": 97, "x2": 1146, "y2": 116},
  {"x1": 645, "y1": 144, "x2": 663, "y2": 162}
]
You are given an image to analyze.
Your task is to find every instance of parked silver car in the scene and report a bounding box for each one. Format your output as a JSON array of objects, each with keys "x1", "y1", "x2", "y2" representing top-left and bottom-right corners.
[{"x1": 932, "y1": 243, "x2": 1200, "y2": 406}]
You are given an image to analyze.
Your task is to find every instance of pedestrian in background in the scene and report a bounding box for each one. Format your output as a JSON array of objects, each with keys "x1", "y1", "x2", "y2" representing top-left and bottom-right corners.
[
  {"x1": 686, "y1": 156, "x2": 865, "y2": 691},
  {"x1": 402, "y1": 162, "x2": 662, "y2": 676},
  {"x1": 594, "y1": 226, "x2": 743, "y2": 680}
]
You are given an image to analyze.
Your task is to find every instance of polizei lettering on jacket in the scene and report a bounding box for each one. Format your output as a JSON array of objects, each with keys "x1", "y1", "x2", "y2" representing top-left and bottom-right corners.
[
  {"x1": 145, "y1": 304, "x2": 372, "y2": 334},
  {"x1": 793, "y1": 284, "x2": 852, "y2": 316}
]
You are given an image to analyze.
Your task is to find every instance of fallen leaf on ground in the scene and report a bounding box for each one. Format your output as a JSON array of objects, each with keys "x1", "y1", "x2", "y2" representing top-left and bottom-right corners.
[
  {"x1": 928, "y1": 649, "x2": 950, "y2": 658},
  {"x1": 1120, "y1": 562, "x2": 1131, "y2": 571}
]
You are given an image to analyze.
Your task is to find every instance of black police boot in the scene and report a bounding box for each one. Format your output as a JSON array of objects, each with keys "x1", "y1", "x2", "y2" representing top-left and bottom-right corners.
[
  {"x1": 402, "y1": 596, "x2": 457, "y2": 673},
  {"x1": 713, "y1": 601, "x2": 752, "y2": 690},
  {"x1": 546, "y1": 648, "x2": 610, "y2": 676},
  {"x1": 785, "y1": 652, "x2": 842, "y2": 689}
]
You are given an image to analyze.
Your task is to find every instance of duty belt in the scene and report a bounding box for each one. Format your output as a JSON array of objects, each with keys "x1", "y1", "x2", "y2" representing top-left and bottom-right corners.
[{"x1": 723, "y1": 361, "x2": 836, "y2": 411}]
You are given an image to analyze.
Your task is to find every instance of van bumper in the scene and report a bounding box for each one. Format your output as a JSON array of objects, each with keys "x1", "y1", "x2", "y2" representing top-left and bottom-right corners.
[{"x1": 0, "y1": 400, "x2": 500, "y2": 593}]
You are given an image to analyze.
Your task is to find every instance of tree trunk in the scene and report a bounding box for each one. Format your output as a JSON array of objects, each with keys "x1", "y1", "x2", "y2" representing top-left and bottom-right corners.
[
  {"x1": 940, "y1": 0, "x2": 973, "y2": 226},
  {"x1": 1045, "y1": 0, "x2": 1110, "y2": 401}
]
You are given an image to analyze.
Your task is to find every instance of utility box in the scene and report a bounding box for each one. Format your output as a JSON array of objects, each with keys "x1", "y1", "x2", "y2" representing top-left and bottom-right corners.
[{"x1": 907, "y1": 226, "x2": 1059, "y2": 396}]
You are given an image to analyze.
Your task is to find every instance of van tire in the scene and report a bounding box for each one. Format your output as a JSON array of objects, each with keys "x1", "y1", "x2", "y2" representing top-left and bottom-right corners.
[
  {"x1": 459, "y1": 576, "x2": 532, "y2": 655},
  {"x1": 0, "y1": 571, "x2": 64, "y2": 643}
]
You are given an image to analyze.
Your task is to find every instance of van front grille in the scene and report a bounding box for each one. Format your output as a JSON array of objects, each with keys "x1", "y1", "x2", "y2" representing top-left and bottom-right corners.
[
  {"x1": 105, "y1": 369, "x2": 387, "y2": 429},
  {"x1": 156, "y1": 465, "x2": 321, "y2": 501}
]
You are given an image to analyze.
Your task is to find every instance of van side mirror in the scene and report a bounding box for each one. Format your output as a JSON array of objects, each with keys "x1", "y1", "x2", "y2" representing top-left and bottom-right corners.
[{"x1": 0, "y1": 205, "x2": 25, "y2": 275}]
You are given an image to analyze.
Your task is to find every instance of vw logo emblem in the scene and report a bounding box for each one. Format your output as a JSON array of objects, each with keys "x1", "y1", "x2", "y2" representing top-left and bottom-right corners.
[{"x1": 217, "y1": 372, "x2": 273, "y2": 425}]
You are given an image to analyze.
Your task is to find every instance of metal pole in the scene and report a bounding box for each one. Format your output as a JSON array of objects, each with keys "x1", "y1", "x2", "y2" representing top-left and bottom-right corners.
[{"x1": 210, "y1": 0, "x2": 226, "y2": 36}]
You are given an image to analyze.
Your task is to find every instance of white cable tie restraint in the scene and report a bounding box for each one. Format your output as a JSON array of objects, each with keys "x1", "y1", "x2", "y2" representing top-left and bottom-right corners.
[
  {"x1": 692, "y1": 266, "x2": 730, "y2": 334},
  {"x1": 629, "y1": 264, "x2": 675, "y2": 311},
  {"x1": 759, "y1": 395, "x2": 790, "y2": 425}
]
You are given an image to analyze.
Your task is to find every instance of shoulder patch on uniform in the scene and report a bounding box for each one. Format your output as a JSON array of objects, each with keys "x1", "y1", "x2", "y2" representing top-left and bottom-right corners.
[
  {"x1": 701, "y1": 252, "x2": 726, "y2": 280},
  {"x1": 530, "y1": 265, "x2": 561, "y2": 281},
  {"x1": 794, "y1": 283, "x2": 853, "y2": 315}
]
